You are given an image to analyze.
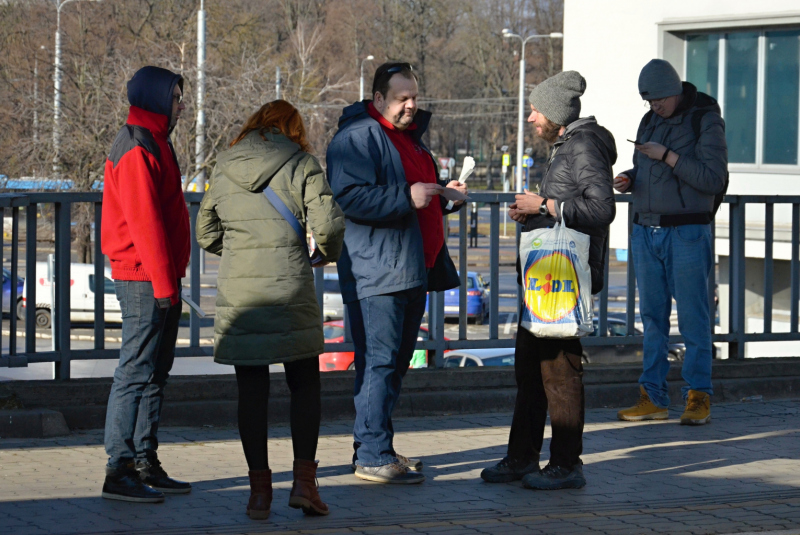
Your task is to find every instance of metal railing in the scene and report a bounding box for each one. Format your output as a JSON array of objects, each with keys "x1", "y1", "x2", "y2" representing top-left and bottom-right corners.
[{"x1": 1, "y1": 191, "x2": 799, "y2": 378}]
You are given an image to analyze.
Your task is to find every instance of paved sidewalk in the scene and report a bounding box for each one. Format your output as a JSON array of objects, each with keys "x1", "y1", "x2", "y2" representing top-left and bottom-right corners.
[{"x1": 1, "y1": 400, "x2": 799, "y2": 535}]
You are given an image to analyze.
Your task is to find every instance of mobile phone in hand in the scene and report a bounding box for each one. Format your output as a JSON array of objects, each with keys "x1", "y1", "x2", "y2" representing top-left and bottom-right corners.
[{"x1": 627, "y1": 139, "x2": 640, "y2": 144}]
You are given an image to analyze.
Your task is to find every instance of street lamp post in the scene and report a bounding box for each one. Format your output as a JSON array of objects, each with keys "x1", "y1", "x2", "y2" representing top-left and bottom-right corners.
[
  {"x1": 52, "y1": 0, "x2": 102, "y2": 175},
  {"x1": 501, "y1": 29, "x2": 563, "y2": 192},
  {"x1": 359, "y1": 55, "x2": 374, "y2": 101}
]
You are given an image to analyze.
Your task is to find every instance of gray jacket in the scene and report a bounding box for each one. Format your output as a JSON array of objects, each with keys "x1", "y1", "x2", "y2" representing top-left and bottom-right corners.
[{"x1": 624, "y1": 83, "x2": 727, "y2": 226}]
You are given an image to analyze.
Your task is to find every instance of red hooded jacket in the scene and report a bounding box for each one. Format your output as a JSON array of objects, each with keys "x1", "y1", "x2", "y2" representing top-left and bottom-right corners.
[{"x1": 101, "y1": 103, "x2": 190, "y2": 305}]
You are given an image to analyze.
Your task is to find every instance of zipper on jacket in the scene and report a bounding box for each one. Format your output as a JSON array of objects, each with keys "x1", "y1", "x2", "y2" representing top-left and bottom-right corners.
[{"x1": 674, "y1": 177, "x2": 687, "y2": 209}]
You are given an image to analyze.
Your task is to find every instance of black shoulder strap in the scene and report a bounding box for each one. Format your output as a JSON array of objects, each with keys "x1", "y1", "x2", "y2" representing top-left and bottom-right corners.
[{"x1": 689, "y1": 108, "x2": 729, "y2": 218}]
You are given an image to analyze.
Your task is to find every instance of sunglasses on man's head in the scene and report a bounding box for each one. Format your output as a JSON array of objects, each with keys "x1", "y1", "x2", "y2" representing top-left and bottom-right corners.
[{"x1": 386, "y1": 63, "x2": 413, "y2": 75}]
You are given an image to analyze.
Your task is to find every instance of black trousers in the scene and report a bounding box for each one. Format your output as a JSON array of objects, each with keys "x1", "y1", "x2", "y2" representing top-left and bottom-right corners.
[
  {"x1": 506, "y1": 327, "x2": 585, "y2": 468},
  {"x1": 234, "y1": 357, "x2": 321, "y2": 471}
]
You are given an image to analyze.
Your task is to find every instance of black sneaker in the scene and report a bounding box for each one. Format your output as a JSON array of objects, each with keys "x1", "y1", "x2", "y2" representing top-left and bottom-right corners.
[
  {"x1": 522, "y1": 462, "x2": 586, "y2": 490},
  {"x1": 480, "y1": 457, "x2": 539, "y2": 483},
  {"x1": 354, "y1": 462, "x2": 425, "y2": 484},
  {"x1": 102, "y1": 463, "x2": 165, "y2": 503},
  {"x1": 136, "y1": 458, "x2": 192, "y2": 494}
]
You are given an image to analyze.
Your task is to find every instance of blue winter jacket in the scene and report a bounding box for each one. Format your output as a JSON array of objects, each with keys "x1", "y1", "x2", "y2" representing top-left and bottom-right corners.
[{"x1": 327, "y1": 102, "x2": 455, "y2": 304}]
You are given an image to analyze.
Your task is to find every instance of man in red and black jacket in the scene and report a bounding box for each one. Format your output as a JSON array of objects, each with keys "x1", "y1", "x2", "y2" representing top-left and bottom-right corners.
[{"x1": 101, "y1": 66, "x2": 191, "y2": 503}]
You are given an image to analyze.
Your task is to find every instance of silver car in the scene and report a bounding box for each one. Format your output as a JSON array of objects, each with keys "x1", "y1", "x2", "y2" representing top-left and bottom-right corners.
[{"x1": 322, "y1": 273, "x2": 344, "y2": 321}]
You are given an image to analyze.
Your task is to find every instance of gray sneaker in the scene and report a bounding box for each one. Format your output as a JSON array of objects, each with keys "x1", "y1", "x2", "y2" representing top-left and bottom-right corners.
[
  {"x1": 395, "y1": 453, "x2": 423, "y2": 472},
  {"x1": 350, "y1": 453, "x2": 422, "y2": 472},
  {"x1": 522, "y1": 462, "x2": 586, "y2": 490},
  {"x1": 480, "y1": 457, "x2": 539, "y2": 483},
  {"x1": 354, "y1": 462, "x2": 426, "y2": 484}
]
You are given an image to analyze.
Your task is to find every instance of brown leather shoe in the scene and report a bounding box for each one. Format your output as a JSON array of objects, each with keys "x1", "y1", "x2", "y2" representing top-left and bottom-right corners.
[
  {"x1": 288, "y1": 459, "x2": 330, "y2": 516},
  {"x1": 246, "y1": 469, "x2": 272, "y2": 520}
]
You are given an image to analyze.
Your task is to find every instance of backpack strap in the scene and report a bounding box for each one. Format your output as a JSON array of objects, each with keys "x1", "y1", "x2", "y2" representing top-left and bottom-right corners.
[{"x1": 263, "y1": 186, "x2": 311, "y2": 264}]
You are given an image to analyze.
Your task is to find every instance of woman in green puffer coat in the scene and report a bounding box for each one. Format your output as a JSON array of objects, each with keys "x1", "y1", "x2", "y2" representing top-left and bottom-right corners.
[{"x1": 196, "y1": 100, "x2": 344, "y2": 520}]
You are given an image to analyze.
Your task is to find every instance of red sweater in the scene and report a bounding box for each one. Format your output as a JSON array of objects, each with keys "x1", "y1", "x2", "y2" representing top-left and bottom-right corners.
[
  {"x1": 101, "y1": 106, "x2": 190, "y2": 305},
  {"x1": 367, "y1": 103, "x2": 443, "y2": 268}
]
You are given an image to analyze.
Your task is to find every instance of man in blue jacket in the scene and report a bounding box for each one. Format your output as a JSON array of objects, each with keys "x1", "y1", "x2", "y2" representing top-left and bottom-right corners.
[{"x1": 327, "y1": 62, "x2": 466, "y2": 484}]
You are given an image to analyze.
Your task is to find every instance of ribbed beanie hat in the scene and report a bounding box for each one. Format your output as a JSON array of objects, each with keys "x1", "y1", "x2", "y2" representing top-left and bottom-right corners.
[
  {"x1": 638, "y1": 59, "x2": 682, "y2": 100},
  {"x1": 528, "y1": 70, "x2": 586, "y2": 126}
]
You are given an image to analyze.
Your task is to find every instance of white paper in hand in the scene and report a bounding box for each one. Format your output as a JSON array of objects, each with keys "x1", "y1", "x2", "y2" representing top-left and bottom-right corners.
[{"x1": 446, "y1": 156, "x2": 475, "y2": 210}]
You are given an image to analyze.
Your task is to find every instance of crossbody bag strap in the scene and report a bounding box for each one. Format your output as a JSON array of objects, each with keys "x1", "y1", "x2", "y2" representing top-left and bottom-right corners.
[{"x1": 263, "y1": 186, "x2": 311, "y2": 264}]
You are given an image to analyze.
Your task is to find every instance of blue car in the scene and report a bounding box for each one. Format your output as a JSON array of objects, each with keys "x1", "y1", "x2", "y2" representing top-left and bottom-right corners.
[
  {"x1": 3, "y1": 268, "x2": 24, "y2": 320},
  {"x1": 426, "y1": 271, "x2": 490, "y2": 325}
]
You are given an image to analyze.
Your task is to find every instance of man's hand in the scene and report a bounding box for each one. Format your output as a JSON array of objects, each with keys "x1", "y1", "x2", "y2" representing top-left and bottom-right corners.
[
  {"x1": 445, "y1": 180, "x2": 468, "y2": 206},
  {"x1": 513, "y1": 189, "x2": 546, "y2": 215},
  {"x1": 635, "y1": 141, "x2": 667, "y2": 161},
  {"x1": 311, "y1": 260, "x2": 329, "y2": 268},
  {"x1": 410, "y1": 182, "x2": 444, "y2": 209},
  {"x1": 508, "y1": 204, "x2": 528, "y2": 223},
  {"x1": 614, "y1": 173, "x2": 631, "y2": 193}
]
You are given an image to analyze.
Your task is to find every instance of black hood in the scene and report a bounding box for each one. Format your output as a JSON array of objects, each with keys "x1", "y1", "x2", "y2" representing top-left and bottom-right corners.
[
  {"x1": 127, "y1": 66, "x2": 184, "y2": 126},
  {"x1": 563, "y1": 116, "x2": 618, "y2": 166},
  {"x1": 672, "y1": 82, "x2": 721, "y2": 118}
]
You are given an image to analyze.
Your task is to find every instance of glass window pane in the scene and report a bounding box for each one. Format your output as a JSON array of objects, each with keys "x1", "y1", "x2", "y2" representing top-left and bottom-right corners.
[
  {"x1": 764, "y1": 30, "x2": 800, "y2": 165},
  {"x1": 686, "y1": 34, "x2": 720, "y2": 99},
  {"x1": 725, "y1": 32, "x2": 759, "y2": 163}
]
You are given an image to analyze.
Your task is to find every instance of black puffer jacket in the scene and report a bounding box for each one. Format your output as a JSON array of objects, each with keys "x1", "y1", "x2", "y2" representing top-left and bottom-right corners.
[{"x1": 518, "y1": 117, "x2": 617, "y2": 294}]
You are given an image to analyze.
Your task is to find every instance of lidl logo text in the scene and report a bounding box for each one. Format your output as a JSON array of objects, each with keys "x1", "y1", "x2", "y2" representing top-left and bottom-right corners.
[{"x1": 527, "y1": 274, "x2": 575, "y2": 295}]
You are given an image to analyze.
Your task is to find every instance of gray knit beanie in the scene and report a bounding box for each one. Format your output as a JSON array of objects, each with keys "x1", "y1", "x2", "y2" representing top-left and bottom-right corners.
[
  {"x1": 638, "y1": 59, "x2": 682, "y2": 100},
  {"x1": 528, "y1": 70, "x2": 586, "y2": 126}
]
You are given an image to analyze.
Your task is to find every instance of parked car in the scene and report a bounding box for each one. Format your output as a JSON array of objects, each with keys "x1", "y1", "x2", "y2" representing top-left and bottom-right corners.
[
  {"x1": 322, "y1": 273, "x2": 343, "y2": 321},
  {"x1": 21, "y1": 262, "x2": 121, "y2": 328},
  {"x1": 426, "y1": 271, "x2": 490, "y2": 324},
  {"x1": 582, "y1": 317, "x2": 686, "y2": 364},
  {"x1": 2, "y1": 268, "x2": 24, "y2": 320},
  {"x1": 443, "y1": 348, "x2": 516, "y2": 367},
  {"x1": 320, "y1": 320, "x2": 449, "y2": 371}
]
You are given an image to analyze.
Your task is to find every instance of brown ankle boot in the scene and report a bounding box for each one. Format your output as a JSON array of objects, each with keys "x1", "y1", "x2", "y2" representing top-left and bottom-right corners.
[
  {"x1": 288, "y1": 459, "x2": 329, "y2": 516},
  {"x1": 246, "y1": 469, "x2": 272, "y2": 520}
]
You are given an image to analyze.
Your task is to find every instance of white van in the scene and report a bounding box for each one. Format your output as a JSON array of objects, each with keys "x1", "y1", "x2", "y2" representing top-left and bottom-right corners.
[{"x1": 22, "y1": 262, "x2": 122, "y2": 328}]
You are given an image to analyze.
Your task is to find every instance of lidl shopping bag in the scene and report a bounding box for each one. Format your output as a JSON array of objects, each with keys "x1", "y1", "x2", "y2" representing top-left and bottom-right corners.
[{"x1": 519, "y1": 214, "x2": 593, "y2": 338}]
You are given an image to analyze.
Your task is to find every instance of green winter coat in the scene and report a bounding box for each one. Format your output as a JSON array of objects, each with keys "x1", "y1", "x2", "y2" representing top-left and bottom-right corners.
[{"x1": 196, "y1": 130, "x2": 345, "y2": 366}]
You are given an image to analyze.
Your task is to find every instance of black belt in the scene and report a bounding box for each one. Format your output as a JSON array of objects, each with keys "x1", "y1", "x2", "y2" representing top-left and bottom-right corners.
[{"x1": 633, "y1": 212, "x2": 712, "y2": 227}]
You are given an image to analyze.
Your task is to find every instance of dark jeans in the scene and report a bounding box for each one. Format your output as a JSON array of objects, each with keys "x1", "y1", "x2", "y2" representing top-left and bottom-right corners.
[
  {"x1": 348, "y1": 285, "x2": 427, "y2": 467},
  {"x1": 234, "y1": 358, "x2": 321, "y2": 471},
  {"x1": 104, "y1": 280, "x2": 182, "y2": 468},
  {"x1": 507, "y1": 326, "x2": 585, "y2": 468}
]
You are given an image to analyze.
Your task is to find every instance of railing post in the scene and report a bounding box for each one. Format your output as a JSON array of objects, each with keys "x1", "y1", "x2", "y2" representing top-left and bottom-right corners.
[
  {"x1": 54, "y1": 201, "x2": 72, "y2": 379},
  {"x1": 93, "y1": 202, "x2": 105, "y2": 349},
  {"x1": 25, "y1": 204, "x2": 38, "y2": 355},
  {"x1": 728, "y1": 198, "x2": 746, "y2": 359},
  {"x1": 9, "y1": 206, "x2": 20, "y2": 356},
  {"x1": 458, "y1": 209, "x2": 468, "y2": 340},
  {"x1": 189, "y1": 202, "x2": 200, "y2": 348},
  {"x1": 791, "y1": 203, "x2": 799, "y2": 333},
  {"x1": 709, "y1": 214, "x2": 718, "y2": 335},
  {"x1": 626, "y1": 205, "x2": 637, "y2": 335},
  {"x1": 489, "y1": 202, "x2": 499, "y2": 339},
  {"x1": 314, "y1": 266, "x2": 324, "y2": 320},
  {"x1": 763, "y1": 203, "x2": 773, "y2": 334}
]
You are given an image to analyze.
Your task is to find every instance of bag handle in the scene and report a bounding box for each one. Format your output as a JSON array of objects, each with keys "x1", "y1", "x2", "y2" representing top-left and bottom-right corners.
[
  {"x1": 554, "y1": 202, "x2": 565, "y2": 227},
  {"x1": 263, "y1": 185, "x2": 312, "y2": 265}
]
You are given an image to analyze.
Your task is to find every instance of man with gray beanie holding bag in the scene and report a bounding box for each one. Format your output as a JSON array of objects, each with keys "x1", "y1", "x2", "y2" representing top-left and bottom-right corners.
[
  {"x1": 615, "y1": 59, "x2": 727, "y2": 426},
  {"x1": 480, "y1": 70, "x2": 616, "y2": 490}
]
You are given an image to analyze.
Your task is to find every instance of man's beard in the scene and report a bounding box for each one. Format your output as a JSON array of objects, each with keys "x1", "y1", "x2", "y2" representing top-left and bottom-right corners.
[
  {"x1": 538, "y1": 117, "x2": 561, "y2": 144},
  {"x1": 394, "y1": 110, "x2": 415, "y2": 128}
]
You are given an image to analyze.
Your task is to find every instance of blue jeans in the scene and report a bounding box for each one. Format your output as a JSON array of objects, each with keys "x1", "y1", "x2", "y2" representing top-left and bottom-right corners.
[
  {"x1": 348, "y1": 285, "x2": 427, "y2": 467},
  {"x1": 631, "y1": 224, "x2": 714, "y2": 408},
  {"x1": 104, "y1": 280, "x2": 182, "y2": 468}
]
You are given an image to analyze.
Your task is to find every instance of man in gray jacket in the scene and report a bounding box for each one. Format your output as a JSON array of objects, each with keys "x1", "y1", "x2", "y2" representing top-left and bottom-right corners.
[{"x1": 615, "y1": 59, "x2": 727, "y2": 426}]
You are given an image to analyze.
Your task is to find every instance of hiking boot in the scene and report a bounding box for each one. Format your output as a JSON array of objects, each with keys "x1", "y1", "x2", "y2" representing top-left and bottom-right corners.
[
  {"x1": 102, "y1": 462, "x2": 165, "y2": 503},
  {"x1": 522, "y1": 462, "x2": 586, "y2": 490},
  {"x1": 354, "y1": 461, "x2": 425, "y2": 484},
  {"x1": 680, "y1": 390, "x2": 711, "y2": 425},
  {"x1": 396, "y1": 453, "x2": 423, "y2": 472},
  {"x1": 480, "y1": 457, "x2": 539, "y2": 483},
  {"x1": 246, "y1": 469, "x2": 272, "y2": 520},
  {"x1": 136, "y1": 458, "x2": 192, "y2": 494},
  {"x1": 289, "y1": 460, "x2": 329, "y2": 516},
  {"x1": 617, "y1": 386, "x2": 669, "y2": 421}
]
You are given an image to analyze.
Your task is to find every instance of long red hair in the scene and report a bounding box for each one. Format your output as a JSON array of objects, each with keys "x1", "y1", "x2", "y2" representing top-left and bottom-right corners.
[{"x1": 230, "y1": 100, "x2": 312, "y2": 152}]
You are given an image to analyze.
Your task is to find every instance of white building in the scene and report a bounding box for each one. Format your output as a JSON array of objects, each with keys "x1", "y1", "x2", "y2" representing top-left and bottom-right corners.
[{"x1": 563, "y1": 1, "x2": 800, "y2": 357}]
